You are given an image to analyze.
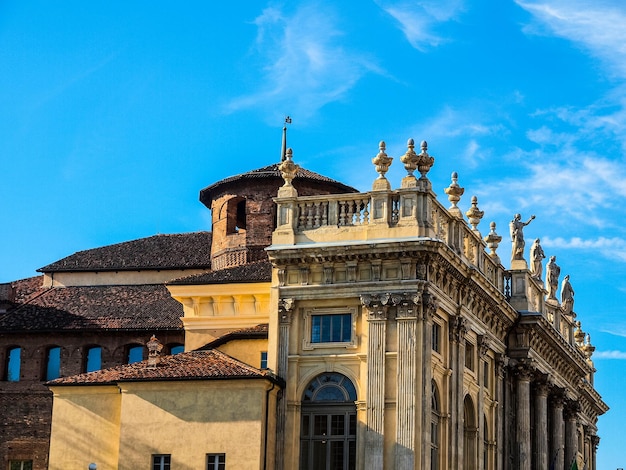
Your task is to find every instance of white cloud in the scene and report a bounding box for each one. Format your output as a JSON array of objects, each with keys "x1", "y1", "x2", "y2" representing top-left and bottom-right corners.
[
  {"x1": 593, "y1": 350, "x2": 626, "y2": 359},
  {"x1": 375, "y1": 0, "x2": 464, "y2": 50},
  {"x1": 225, "y1": 3, "x2": 382, "y2": 120},
  {"x1": 516, "y1": 0, "x2": 626, "y2": 79}
]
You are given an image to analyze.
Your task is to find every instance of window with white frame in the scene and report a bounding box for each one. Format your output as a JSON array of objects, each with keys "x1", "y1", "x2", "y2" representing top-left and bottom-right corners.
[
  {"x1": 302, "y1": 307, "x2": 357, "y2": 350},
  {"x1": 260, "y1": 351, "x2": 268, "y2": 369},
  {"x1": 152, "y1": 454, "x2": 170, "y2": 470},
  {"x1": 9, "y1": 460, "x2": 32, "y2": 470},
  {"x1": 207, "y1": 453, "x2": 225, "y2": 470}
]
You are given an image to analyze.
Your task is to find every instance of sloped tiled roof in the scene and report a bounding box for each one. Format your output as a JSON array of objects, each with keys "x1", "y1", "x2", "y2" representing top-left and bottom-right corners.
[
  {"x1": 47, "y1": 349, "x2": 277, "y2": 385},
  {"x1": 0, "y1": 284, "x2": 183, "y2": 332},
  {"x1": 200, "y1": 163, "x2": 357, "y2": 206},
  {"x1": 38, "y1": 232, "x2": 212, "y2": 273},
  {"x1": 169, "y1": 260, "x2": 272, "y2": 285},
  {"x1": 199, "y1": 323, "x2": 269, "y2": 350}
]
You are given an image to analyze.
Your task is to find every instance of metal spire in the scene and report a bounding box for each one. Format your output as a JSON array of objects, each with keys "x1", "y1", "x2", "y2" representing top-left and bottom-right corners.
[{"x1": 281, "y1": 116, "x2": 292, "y2": 162}]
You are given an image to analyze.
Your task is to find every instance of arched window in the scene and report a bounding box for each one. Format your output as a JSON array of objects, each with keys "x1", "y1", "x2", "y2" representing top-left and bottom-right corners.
[
  {"x1": 463, "y1": 395, "x2": 477, "y2": 470},
  {"x1": 126, "y1": 345, "x2": 144, "y2": 364},
  {"x1": 84, "y1": 346, "x2": 102, "y2": 373},
  {"x1": 431, "y1": 380, "x2": 440, "y2": 470},
  {"x1": 46, "y1": 346, "x2": 61, "y2": 380},
  {"x1": 226, "y1": 197, "x2": 247, "y2": 234},
  {"x1": 169, "y1": 344, "x2": 184, "y2": 355},
  {"x1": 300, "y1": 373, "x2": 357, "y2": 470},
  {"x1": 5, "y1": 347, "x2": 21, "y2": 381}
]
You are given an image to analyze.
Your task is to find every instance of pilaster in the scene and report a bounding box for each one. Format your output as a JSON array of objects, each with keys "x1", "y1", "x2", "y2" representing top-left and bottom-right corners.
[{"x1": 361, "y1": 293, "x2": 390, "y2": 469}]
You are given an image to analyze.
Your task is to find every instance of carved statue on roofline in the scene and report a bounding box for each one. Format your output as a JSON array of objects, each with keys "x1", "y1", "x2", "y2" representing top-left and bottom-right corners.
[{"x1": 510, "y1": 213, "x2": 535, "y2": 263}]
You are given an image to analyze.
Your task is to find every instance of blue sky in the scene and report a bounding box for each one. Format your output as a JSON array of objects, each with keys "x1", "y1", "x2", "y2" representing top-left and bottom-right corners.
[{"x1": 1, "y1": 0, "x2": 625, "y2": 465}]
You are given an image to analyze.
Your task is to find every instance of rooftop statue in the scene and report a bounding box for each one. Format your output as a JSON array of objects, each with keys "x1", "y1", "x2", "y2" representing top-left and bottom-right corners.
[
  {"x1": 530, "y1": 238, "x2": 546, "y2": 280},
  {"x1": 561, "y1": 274, "x2": 575, "y2": 315},
  {"x1": 546, "y1": 255, "x2": 560, "y2": 301},
  {"x1": 510, "y1": 213, "x2": 535, "y2": 262}
]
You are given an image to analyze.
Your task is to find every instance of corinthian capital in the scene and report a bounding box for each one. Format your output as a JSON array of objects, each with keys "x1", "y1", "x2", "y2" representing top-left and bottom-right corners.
[{"x1": 278, "y1": 298, "x2": 295, "y2": 324}]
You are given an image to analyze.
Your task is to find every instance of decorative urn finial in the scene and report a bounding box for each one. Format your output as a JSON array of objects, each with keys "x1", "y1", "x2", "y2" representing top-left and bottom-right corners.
[
  {"x1": 417, "y1": 140, "x2": 435, "y2": 178},
  {"x1": 484, "y1": 221, "x2": 502, "y2": 261},
  {"x1": 372, "y1": 141, "x2": 393, "y2": 190},
  {"x1": 444, "y1": 171, "x2": 465, "y2": 218},
  {"x1": 465, "y1": 195, "x2": 484, "y2": 234},
  {"x1": 400, "y1": 138, "x2": 418, "y2": 177},
  {"x1": 277, "y1": 148, "x2": 300, "y2": 197}
]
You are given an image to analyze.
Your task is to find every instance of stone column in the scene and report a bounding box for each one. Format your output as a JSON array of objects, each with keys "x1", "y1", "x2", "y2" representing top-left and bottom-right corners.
[
  {"x1": 534, "y1": 382, "x2": 550, "y2": 470},
  {"x1": 564, "y1": 404, "x2": 579, "y2": 469},
  {"x1": 495, "y1": 354, "x2": 507, "y2": 470},
  {"x1": 515, "y1": 364, "x2": 533, "y2": 470},
  {"x1": 448, "y1": 314, "x2": 466, "y2": 470},
  {"x1": 275, "y1": 298, "x2": 295, "y2": 470},
  {"x1": 550, "y1": 393, "x2": 565, "y2": 470},
  {"x1": 361, "y1": 294, "x2": 390, "y2": 469},
  {"x1": 421, "y1": 292, "x2": 437, "y2": 470},
  {"x1": 477, "y1": 335, "x2": 490, "y2": 470},
  {"x1": 591, "y1": 435, "x2": 600, "y2": 470},
  {"x1": 395, "y1": 292, "x2": 421, "y2": 469}
]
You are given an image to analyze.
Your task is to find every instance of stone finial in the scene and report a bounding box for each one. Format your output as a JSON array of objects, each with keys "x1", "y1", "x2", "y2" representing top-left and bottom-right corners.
[
  {"x1": 574, "y1": 321, "x2": 585, "y2": 347},
  {"x1": 484, "y1": 222, "x2": 502, "y2": 261},
  {"x1": 417, "y1": 140, "x2": 435, "y2": 178},
  {"x1": 277, "y1": 148, "x2": 300, "y2": 197},
  {"x1": 465, "y1": 195, "x2": 484, "y2": 234},
  {"x1": 372, "y1": 141, "x2": 393, "y2": 191},
  {"x1": 400, "y1": 138, "x2": 418, "y2": 176},
  {"x1": 583, "y1": 333, "x2": 595, "y2": 360},
  {"x1": 444, "y1": 172, "x2": 464, "y2": 218},
  {"x1": 146, "y1": 335, "x2": 164, "y2": 369}
]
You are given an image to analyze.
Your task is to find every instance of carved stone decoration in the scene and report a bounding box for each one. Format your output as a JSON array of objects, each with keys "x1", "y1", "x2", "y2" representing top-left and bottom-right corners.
[
  {"x1": 478, "y1": 334, "x2": 491, "y2": 359},
  {"x1": 465, "y1": 195, "x2": 484, "y2": 234},
  {"x1": 546, "y1": 256, "x2": 560, "y2": 301},
  {"x1": 278, "y1": 298, "x2": 295, "y2": 324},
  {"x1": 372, "y1": 141, "x2": 393, "y2": 191},
  {"x1": 560, "y1": 274, "x2": 574, "y2": 315},
  {"x1": 400, "y1": 138, "x2": 419, "y2": 178},
  {"x1": 277, "y1": 148, "x2": 300, "y2": 197},
  {"x1": 449, "y1": 314, "x2": 467, "y2": 343},
  {"x1": 277, "y1": 267, "x2": 286, "y2": 287},
  {"x1": 509, "y1": 213, "x2": 535, "y2": 264},
  {"x1": 444, "y1": 172, "x2": 465, "y2": 218},
  {"x1": 146, "y1": 335, "x2": 164, "y2": 369},
  {"x1": 394, "y1": 292, "x2": 422, "y2": 319},
  {"x1": 323, "y1": 265, "x2": 334, "y2": 284},
  {"x1": 300, "y1": 266, "x2": 310, "y2": 286},
  {"x1": 361, "y1": 293, "x2": 392, "y2": 321},
  {"x1": 416, "y1": 263, "x2": 428, "y2": 281},
  {"x1": 417, "y1": 140, "x2": 435, "y2": 179},
  {"x1": 422, "y1": 292, "x2": 438, "y2": 320}
]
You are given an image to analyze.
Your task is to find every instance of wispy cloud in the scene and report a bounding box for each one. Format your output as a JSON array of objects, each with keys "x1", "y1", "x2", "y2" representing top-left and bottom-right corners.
[
  {"x1": 516, "y1": 0, "x2": 626, "y2": 79},
  {"x1": 225, "y1": 3, "x2": 381, "y2": 120},
  {"x1": 375, "y1": 0, "x2": 464, "y2": 50},
  {"x1": 594, "y1": 350, "x2": 626, "y2": 359}
]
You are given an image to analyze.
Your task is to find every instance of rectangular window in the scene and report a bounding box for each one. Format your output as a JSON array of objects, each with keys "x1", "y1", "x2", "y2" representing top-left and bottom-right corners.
[
  {"x1": 465, "y1": 343, "x2": 474, "y2": 371},
  {"x1": 207, "y1": 453, "x2": 225, "y2": 470},
  {"x1": 6, "y1": 347, "x2": 21, "y2": 381},
  {"x1": 46, "y1": 346, "x2": 61, "y2": 381},
  {"x1": 432, "y1": 323, "x2": 441, "y2": 353},
  {"x1": 311, "y1": 314, "x2": 351, "y2": 343},
  {"x1": 260, "y1": 351, "x2": 268, "y2": 369},
  {"x1": 10, "y1": 461, "x2": 33, "y2": 470},
  {"x1": 484, "y1": 360, "x2": 490, "y2": 390},
  {"x1": 152, "y1": 454, "x2": 171, "y2": 470}
]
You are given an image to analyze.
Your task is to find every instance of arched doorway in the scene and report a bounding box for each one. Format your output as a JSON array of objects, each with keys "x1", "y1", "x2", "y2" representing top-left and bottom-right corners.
[{"x1": 300, "y1": 372, "x2": 357, "y2": 470}]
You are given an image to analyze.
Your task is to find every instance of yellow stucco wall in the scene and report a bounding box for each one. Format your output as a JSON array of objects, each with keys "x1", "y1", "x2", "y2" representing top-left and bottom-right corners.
[
  {"x1": 117, "y1": 380, "x2": 272, "y2": 470},
  {"x1": 217, "y1": 338, "x2": 268, "y2": 369},
  {"x1": 48, "y1": 386, "x2": 122, "y2": 470},
  {"x1": 48, "y1": 380, "x2": 278, "y2": 470}
]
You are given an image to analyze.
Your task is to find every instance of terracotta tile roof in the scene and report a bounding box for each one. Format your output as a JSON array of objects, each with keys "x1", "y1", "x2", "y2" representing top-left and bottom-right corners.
[
  {"x1": 169, "y1": 260, "x2": 271, "y2": 285},
  {"x1": 199, "y1": 163, "x2": 357, "y2": 206},
  {"x1": 0, "y1": 284, "x2": 183, "y2": 332},
  {"x1": 38, "y1": 232, "x2": 212, "y2": 273},
  {"x1": 47, "y1": 349, "x2": 276, "y2": 385},
  {"x1": 199, "y1": 323, "x2": 269, "y2": 350}
]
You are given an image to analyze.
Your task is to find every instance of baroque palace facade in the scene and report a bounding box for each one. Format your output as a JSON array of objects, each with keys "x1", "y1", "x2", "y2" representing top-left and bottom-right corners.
[{"x1": 1, "y1": 135, "x2": 607, "y2": 470}]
